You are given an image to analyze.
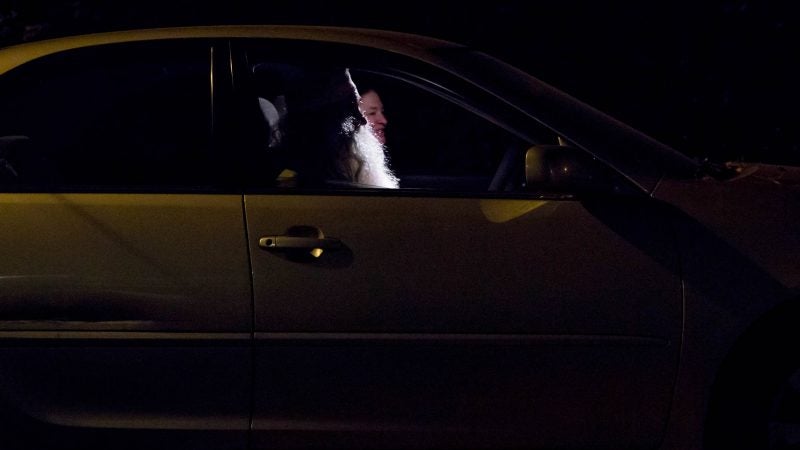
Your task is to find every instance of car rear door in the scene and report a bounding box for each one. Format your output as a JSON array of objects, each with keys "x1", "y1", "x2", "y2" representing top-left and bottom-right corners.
[
  {"x1": 238, "y1": 40, "x2": 683, "y2": 449},
  {"x1": 0, "y1": 40, "x2": 251, "y2": 449}
]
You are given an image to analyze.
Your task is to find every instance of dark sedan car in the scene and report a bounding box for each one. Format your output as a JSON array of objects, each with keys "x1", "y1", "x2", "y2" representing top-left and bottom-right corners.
[{"x1": 0, "y1": 26, "x2": 798, "y2": 450}]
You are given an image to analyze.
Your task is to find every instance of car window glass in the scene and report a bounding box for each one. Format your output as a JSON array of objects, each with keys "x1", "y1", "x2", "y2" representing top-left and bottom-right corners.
[
  {"x1": 240, "y1": 44, "x2": 553, "y2": 194},
  {"x1": 0, "y1": 40, "x2": 212, "y2": 190}
]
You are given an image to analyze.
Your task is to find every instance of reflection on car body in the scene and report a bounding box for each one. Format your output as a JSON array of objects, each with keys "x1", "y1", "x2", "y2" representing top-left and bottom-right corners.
[{"x1": 0, "y1": 25, "x2": 798, "y2": 450}]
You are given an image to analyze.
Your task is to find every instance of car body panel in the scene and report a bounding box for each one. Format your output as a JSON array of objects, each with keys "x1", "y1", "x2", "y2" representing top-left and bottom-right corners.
[
  {"x1": 652, "y1": 176, "x2": 800, "y2": 449},
  {"x1": 0, "y1": 193, "x2": 250, "y2": 330},
  {"x1": 0, "y1": 194, "x2": 252, "y2": 447},
  {"x1": 245, "y1": 193, "x2": 681, "y2": 448}
]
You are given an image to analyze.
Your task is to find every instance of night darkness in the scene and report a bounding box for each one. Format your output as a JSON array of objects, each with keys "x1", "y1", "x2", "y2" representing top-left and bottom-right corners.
[{"x1": 2, "y1": 0, "x2": 799, "y2": 166}]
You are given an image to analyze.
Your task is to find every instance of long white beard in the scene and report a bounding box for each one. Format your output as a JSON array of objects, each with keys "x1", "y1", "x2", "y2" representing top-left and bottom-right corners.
[{"x1": 349, "y1": 125, "x2": 399, "y2": 188}]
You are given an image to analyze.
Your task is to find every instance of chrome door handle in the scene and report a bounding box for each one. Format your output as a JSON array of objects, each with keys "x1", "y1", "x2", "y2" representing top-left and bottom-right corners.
[
  {"x1": 258, "y1": 236, "x2": 342, "y2": 250},
  {"x1": 258, "y1": 226, "x2": 342, "y2": 259}
]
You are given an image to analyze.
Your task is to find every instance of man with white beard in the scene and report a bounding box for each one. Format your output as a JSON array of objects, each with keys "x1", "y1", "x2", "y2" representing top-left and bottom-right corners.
[
  {"x1": 342, "y1": 109, "x2": 399, "y2": 188},
  {"x1": 285, "y1": 68, "x2": 398, "y2": 189}
]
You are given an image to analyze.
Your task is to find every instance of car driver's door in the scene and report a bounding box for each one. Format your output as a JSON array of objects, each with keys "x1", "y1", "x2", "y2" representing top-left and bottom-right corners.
[
  {"x1": 246, "y1": 192, "x2": 681, "y2": 449},
  {"x1": 241, "y1": 51, "x2": 683, "y2": 449}
]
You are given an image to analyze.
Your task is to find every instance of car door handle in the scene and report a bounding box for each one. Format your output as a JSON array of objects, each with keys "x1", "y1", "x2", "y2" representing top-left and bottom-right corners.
[
  {"x1": 258, "y1": 236, "x2": 342, "y2": 250},
  {"x1": 258, "y1": 226, "x2": 343, "y2": 260}
]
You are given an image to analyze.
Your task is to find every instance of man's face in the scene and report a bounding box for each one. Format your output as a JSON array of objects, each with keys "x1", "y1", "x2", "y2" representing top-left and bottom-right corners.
[{"x1": 358, "y1": 90, "x2": 387, "y2": 144}]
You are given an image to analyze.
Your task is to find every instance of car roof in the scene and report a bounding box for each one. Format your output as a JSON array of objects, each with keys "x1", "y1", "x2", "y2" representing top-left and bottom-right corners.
[
  {"x1": 0, "y1": 25, "x2": 463, "y2": 74},
  {"x1": 0, "y1": 25, "x2": 699, "y2": 193}
]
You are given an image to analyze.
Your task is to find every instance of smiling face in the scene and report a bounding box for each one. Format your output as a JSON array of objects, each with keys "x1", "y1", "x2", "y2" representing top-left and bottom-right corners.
[{"x1": 358, "y1": 89, "x2": 388, "y2": 144}]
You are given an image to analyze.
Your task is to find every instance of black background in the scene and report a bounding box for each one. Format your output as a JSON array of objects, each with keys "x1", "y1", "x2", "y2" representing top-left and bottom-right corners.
[{"x1": 2, "y1": 0, "x2": 798, "y2": 165}]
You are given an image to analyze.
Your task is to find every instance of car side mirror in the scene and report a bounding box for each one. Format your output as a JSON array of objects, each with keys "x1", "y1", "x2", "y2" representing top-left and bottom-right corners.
[{"x1": 525, "y1": 144, "x2": 621, "y2": 193}]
